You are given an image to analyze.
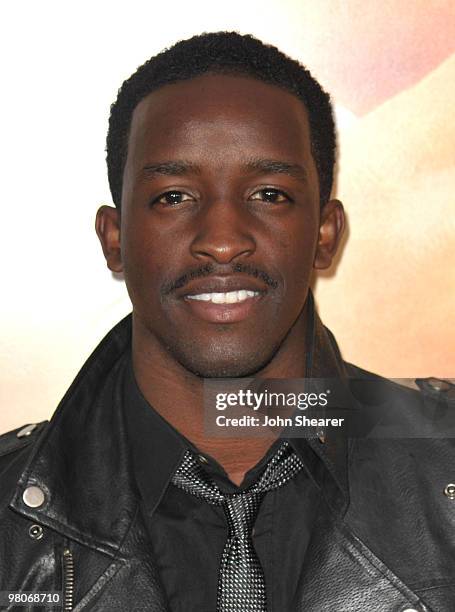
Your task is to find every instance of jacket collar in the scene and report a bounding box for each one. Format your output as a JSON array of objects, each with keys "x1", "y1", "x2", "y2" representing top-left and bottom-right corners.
[
  {"x1": 10, "y1": 316, "x2": 136, "y2": 556},
  {"x1": 294, "y1": 290, "x2": 352, "y2": 515},
  {"x1": 10, "y1": 292, "x2": 353, "y2": 553}
]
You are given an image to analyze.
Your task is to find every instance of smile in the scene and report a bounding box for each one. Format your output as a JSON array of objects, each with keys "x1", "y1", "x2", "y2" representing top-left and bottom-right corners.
[
  {"x1": 182, "y1": 289, "x2": 264, "y2": 324},
  {"x1": 185, "y1": 290, "x2": 260, "y2": 304}
]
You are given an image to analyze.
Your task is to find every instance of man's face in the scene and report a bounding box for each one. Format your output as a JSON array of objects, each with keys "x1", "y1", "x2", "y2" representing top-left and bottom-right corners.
[{"x1": 97, "y1": 74, "x2": 343, "y2": 377}]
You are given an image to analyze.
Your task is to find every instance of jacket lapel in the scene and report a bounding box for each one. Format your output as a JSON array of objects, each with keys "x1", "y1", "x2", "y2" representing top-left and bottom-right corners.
[{"x1": 293, "y1": 503, "x2": 432, "y2": 611}]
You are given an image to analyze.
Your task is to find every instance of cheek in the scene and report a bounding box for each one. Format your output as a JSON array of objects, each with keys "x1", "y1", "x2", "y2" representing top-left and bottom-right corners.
[
  {"x1": 121, "y1": 224, "x2": 163, "y2": 295},
  {"x1": 273, "y1": 220, "x2": 319, "y2": 290},
  {"x1": 122, "y1": 220, "x2": 191, "y2": 310}
]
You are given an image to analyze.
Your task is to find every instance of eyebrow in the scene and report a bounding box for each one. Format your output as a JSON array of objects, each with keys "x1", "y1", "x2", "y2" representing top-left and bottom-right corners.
[
  {"x1": 141, "y1": 160, "x2": 201, "y2": 178},
  {"x1": 245, "y1": 158, "x2": 308, "y2": 184},
  {"x1": 140, "y1": 157, "x2": 307, "y2": 184}
]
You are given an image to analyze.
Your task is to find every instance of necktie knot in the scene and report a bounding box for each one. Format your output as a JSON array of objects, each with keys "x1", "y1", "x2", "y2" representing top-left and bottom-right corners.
[{"x1": 223, "y1": 490, "x2": 264, "y2": 538}]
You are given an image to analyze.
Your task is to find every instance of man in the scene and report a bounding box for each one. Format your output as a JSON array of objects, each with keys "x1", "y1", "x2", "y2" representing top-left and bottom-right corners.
[{"x1": 0, "y1": 32, "x2": 453, "y2": 612}]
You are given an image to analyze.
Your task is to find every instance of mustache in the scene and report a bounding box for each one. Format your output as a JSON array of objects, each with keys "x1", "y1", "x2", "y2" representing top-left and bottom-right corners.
[{"x1": 161, "y1": 262, "x2": 279, "y2": 295}]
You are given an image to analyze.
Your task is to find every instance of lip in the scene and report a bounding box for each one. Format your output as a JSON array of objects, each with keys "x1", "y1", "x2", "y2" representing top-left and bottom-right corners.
[
  {"x1": 183, "y1": 292, "x2": 264, "y2": 323},
  {"x1": 175, "y1": 275, "x2": 269, "y2": 324}
]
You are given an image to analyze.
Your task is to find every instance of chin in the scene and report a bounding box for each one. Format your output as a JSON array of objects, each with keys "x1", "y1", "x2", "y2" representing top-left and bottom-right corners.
[{"x1": 173, "y1": 340, "x2": 280, "y2": 378}]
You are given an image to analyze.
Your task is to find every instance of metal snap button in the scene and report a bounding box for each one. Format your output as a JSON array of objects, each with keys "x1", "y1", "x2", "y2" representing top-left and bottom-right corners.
[
  {"x1": 29, "y1": 524, "x2": 44, "y2": 540},
  {"x1": 22, "y1": 485, "x2": 46, "y2": 508},
  {"x1": 17, "y1": 423, "x2": 38, "y2": 438},
  {"x1": 427, "y1": 378, "x2": 451, "y2": 392},
  {"x1": 444, "y1": 483, "x2": 455, "y2": 499}
]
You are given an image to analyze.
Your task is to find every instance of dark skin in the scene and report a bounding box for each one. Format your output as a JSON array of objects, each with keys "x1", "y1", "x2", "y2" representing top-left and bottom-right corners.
[{"x1": 96, "y1": 74, "x2": 345, "y2": 485}]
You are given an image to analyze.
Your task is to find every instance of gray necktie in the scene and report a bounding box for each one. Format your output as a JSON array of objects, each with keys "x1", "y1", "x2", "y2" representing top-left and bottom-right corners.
[{"x1": 171, "y1": 441, "x2": 304, "y2": 611}]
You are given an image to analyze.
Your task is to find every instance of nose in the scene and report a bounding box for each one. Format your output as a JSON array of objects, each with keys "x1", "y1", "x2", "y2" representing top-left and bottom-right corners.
[{"x1": 190, "y1": 198, "x2": 256, "y2": 264}]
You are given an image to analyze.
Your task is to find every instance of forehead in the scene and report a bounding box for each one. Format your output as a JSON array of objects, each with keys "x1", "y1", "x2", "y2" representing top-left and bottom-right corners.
[{"x1": 126, "y1": 74, "x2": 314, "y2": 170}]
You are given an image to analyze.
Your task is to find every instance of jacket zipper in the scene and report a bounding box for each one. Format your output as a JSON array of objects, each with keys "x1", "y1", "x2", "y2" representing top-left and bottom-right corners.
[{"x1": 62, "y1": 548, "x2": 75, "y2": 611}]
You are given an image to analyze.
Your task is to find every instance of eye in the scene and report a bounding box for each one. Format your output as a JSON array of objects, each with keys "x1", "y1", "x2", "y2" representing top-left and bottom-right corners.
[
  {"x1": 249, "y1": 188, "x2": 291, "y2": 204},
  {"x1": 152, "y1": 190, "x2": 195, "y2": 206}
]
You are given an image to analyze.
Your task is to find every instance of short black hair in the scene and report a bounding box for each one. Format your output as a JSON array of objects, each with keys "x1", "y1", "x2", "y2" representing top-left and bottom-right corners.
[{"x1": 106, "y1": 31, "x2": 336, "y2": 208}]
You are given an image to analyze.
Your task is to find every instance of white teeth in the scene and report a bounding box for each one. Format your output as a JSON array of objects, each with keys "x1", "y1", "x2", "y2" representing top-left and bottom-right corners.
[
  {"x1": 187, "y1": 290, "x2": 259, "y2": 304},
  {"x1": 211, "y1": 292, "x2": 225, "y2": 304},
  {"x1": 225, "y1": 291, "x2": 238, "y2": 304}
]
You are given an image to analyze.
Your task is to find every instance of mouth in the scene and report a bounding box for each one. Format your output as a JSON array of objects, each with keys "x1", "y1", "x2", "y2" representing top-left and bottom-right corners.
[
  {"x1": 170, "y1": 270, "x2": 275, "y2": 323},
  {"x1": 183, "y1": 289, "x2": 264, "y2": 323}
]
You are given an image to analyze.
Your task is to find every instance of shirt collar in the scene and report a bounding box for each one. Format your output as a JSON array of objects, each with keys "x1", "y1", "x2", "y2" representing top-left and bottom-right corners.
[
  {"x1": 124, "y1": 357, "x2": 288, "y2": 510},
  {"x1": 123, "y1": 354, "x2": 189, "y2": 515}
]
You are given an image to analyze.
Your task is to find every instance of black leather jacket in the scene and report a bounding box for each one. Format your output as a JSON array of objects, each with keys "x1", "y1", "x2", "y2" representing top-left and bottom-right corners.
[{"x1": 1, "y1": 312, "x2": 454, "y2": 611}]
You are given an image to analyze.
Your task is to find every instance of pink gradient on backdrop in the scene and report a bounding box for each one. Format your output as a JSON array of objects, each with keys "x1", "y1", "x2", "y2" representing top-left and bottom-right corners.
[{"x1": 291, "y1": 0, "x2": 455, "y2": 114}]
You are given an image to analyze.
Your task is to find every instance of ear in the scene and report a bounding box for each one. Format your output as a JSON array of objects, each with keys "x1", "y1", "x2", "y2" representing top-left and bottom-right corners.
[
  {"x1": 313, "y1": 199, "x2": 345, "y2": 270},
  {"x1": 95, "y1": 205, "x2": 123, "y2": 273}
]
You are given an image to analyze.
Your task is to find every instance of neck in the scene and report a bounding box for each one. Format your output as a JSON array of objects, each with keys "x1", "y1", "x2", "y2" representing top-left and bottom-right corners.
[{"x1": 131, "y1": 306, "x2": 311, "y2": 486}]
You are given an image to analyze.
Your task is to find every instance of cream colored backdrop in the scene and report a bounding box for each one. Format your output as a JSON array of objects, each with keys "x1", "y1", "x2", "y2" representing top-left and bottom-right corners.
[{"x1": 1, "y1": 0, "x2": 454, "y2": 433}]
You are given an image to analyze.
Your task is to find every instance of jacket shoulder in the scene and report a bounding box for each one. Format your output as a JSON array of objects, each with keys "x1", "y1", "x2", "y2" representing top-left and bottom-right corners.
[
  {"x1": 345, "y1": 362, "x2": 455, "y2": 403},
  {"x1": 0, "y1": 422, "x2": 48, "y2": 503},
  {"x1": 0, "y1": 421, "x2": 48, "y2": 460},
  {"x1": 344, "y1": 362, "x2": 455, "y2": 439}
]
